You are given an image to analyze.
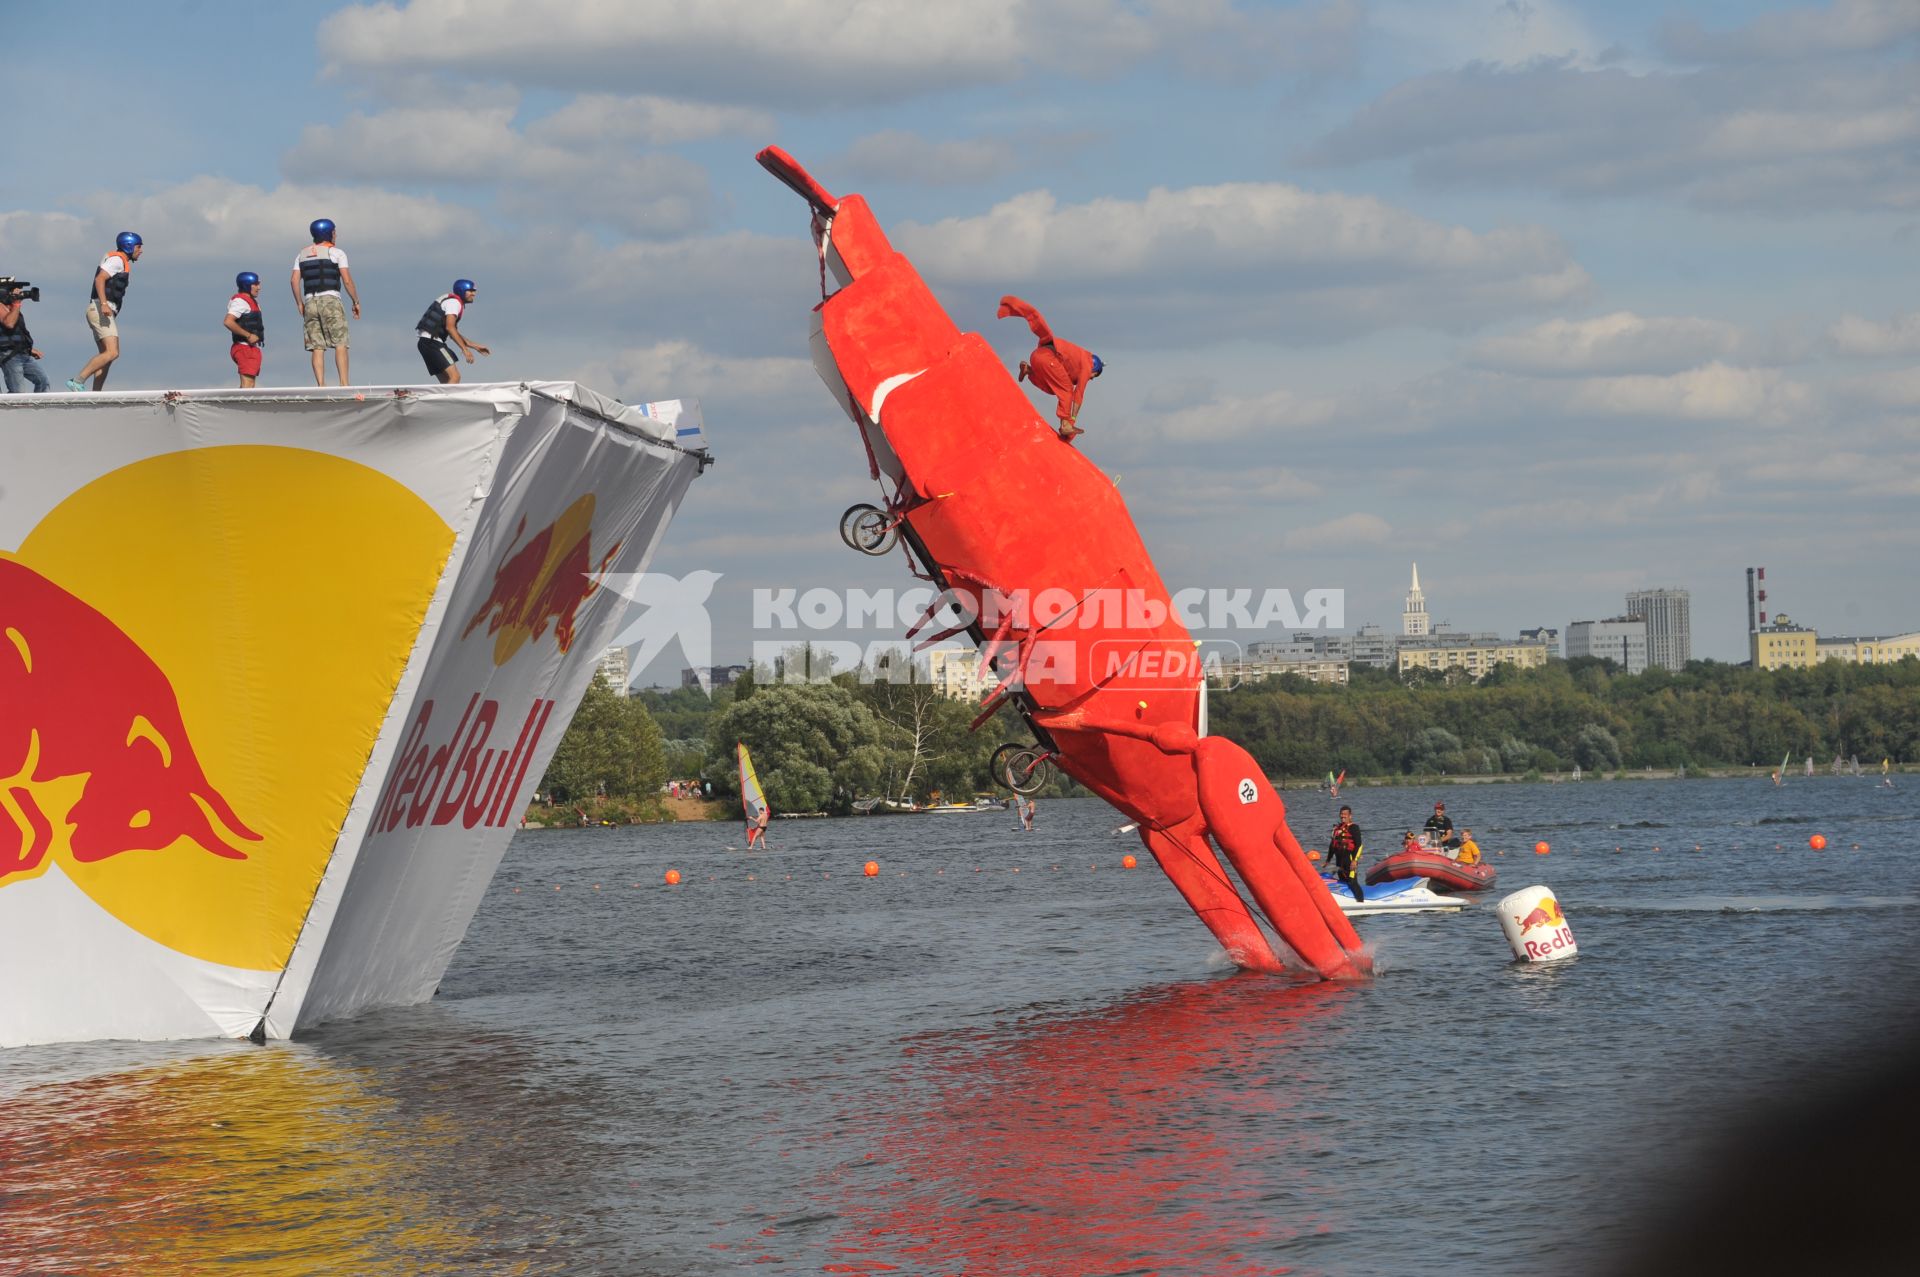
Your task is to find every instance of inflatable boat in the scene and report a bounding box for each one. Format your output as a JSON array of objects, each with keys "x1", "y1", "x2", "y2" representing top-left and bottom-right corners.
[{"x1": 1366, "y1": 848, "x2": 1497, "y2": 894}]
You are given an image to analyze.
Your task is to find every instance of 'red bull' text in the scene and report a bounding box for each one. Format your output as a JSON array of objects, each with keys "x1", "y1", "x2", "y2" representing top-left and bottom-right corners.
[{"x1": 373, "y1": 694, "x2": 555, "y2": 834}]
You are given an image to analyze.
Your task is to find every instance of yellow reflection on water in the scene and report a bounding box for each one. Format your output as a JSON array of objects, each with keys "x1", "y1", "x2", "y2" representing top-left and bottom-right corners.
[{"x1": 0, "y1": 1044, "x2": 539, "y2": 1276}]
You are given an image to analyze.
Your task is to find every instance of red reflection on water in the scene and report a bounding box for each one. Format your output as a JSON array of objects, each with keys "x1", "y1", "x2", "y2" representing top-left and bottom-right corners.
[{"x1": 814, "y1": 976, "x2": 1356, "y2": 1277}]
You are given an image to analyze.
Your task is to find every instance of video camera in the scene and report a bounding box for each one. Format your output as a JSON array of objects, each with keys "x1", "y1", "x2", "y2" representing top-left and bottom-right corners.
[{"x1": 0, "y1": 276, "x2": 38, "y2": 304}]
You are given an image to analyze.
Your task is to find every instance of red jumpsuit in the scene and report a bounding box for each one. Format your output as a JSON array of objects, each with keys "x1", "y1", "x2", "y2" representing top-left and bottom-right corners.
[{"x1": 998, "y1": 295, "x2": 1100, "y2": 440}]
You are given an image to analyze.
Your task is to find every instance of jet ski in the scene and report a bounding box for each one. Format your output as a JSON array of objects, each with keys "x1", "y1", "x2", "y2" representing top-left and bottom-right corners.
[{"x1": 1322, "y1": 874, "x2": 1469, "y2": 915}]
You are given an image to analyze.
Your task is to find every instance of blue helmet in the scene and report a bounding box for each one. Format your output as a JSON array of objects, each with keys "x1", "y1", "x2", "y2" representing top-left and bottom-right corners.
[
  {"x1": 310, "y1": 218, "x2": 335, "y2": 243},
  {"x1": 235, "y1": 271, "x2": 260, "y2": 291},
  {"x1": 1090, "y1": 354, "x2": 1105, "y2": 377},
  {"x1": 116, "y1": 231, "x2": 142, "y2": 254},
  {"x1": 453, "y1": 278, "x2": 477, "y2": 297}
]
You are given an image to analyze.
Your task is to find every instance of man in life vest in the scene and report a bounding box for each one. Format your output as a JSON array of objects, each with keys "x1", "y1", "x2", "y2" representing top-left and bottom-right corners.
[
  {"x1": 997, "y1": 295, "x2": 1103, "y2": 442},
  {"x1": 223, "y1": 272, "x2": 266, "y2": 388},
  {"x1": 289, "y1": 218, "x2": 360, "y2": 387},
  {"x1": 66, "y1": 231, "x2": 142, "y2": 392},
  {"x1": 1327, "y1": 805, "x2": 1365, "y2": 902},
  {"x1": 416, "y1": 279, "x2": 490, "y2": 384},
  {"x1": 1424, "y1": 801, "x2": 1459, "y2": 848}
]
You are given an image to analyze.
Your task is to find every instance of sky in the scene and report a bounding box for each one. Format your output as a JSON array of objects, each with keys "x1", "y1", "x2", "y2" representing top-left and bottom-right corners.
[{"x1": 4, "y1": 0, "x2": 1916, "y2": 675}]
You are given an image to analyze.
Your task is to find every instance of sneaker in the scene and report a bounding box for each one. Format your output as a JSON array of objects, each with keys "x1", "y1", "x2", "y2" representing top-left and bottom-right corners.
[{"x1": 65, "y1": 378, "x2": 85, "y2": 392}]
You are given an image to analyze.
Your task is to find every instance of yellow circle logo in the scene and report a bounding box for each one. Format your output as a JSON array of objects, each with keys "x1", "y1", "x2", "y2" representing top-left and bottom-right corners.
[{"x1": 2, "y1": 445, "x2": 453, "y2": 969}]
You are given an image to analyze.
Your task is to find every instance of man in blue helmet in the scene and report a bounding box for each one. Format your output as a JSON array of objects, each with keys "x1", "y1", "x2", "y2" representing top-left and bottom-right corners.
[
  {"x1": 416, "y1": 279, "x2": 489, "y2": 384},
  {"x1": 66, "y1": 231, "x2": 142, "y2": 392},
  {"x1": 223, "y1": 271, "x2": 266, "y2": 388},
  {"x1": 289, "y1": 218, "x2": 360, "y2": 386}
]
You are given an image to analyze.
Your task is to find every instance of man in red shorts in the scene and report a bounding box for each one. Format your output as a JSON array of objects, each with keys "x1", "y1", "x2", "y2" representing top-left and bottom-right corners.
[{"x1": 223, "y1": 271, "x2": 265, "y2": 388}]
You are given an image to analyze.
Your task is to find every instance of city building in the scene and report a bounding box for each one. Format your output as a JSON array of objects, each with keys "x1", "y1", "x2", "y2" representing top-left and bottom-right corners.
[
  {"x1": 1248, "y1": 622, "x2": 1396, "y2": 669},
  {"x1": 926, "y1": 647, "x2": 992, "y2": 701},
  {"x1": 1566, "y1": 616, "x2": 1648, "y2": 674},
  {"x1": 1627, "y1": 588, "x2": 1692, "y2": 670},
  {"x1": 1351, "y1": 623, "x2": 1396, "y2": 669},
  {"x1": 1396, "y1": 636, "x2": 1550, "y2": 680},
  {"x1": 1815, "y1": 632, "x2": 1920, "y2": 665},
  {"x1": 1401, "y1": 563, "x2": 1429, "y2": 638},
  {"x1": 1230, "y1": 651, "x2": 1351, "y2": 687},
  {"x1": 1519, "y1": 626, "x2": 1561, "y2": 659},
  {"x1": 596, "y1": 645, "x2": 630, "y2": 693},
  {"x1": 1750, "y1": 615, "x2": 1817, "y2": 670}
]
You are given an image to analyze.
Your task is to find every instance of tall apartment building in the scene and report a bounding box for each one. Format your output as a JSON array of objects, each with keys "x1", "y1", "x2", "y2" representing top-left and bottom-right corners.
[
  {"x1": 596, "y1": 645, "x2": 630, "y2": 693},
  {"x1": 1626, "y1": 587, "x2": 1691, "y2": 670},
  {"x1": 1566, "y1": 616, "x2": 1648, "y2": 674}
]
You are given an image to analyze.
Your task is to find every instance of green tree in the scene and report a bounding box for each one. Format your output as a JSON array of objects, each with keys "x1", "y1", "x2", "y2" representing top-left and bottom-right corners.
[{"x1": 541, "y1": 679, "x2": 667, "y2": 802}]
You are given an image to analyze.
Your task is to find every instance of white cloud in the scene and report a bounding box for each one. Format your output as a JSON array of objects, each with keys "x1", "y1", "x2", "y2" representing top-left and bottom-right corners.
[
  {"x1": 834, "y1": 131, "x2": 1028, "y2": 189},
  {"x1": 1561, "y1": 362, "x2": 1814, "y2": 424},
  {"x1": 282, "y1": 104, "x2": 714, "y2": 236},
  {"x1": 569, "y1": 341, "x2": 817, "y2": 408},
  {"x1": 1307, "y1": 32, "x2": 1920, "y2": 213},
  {"x1": 1468, "y1": 312, "x2": 1751, "y2": 376},
  {"x1": 1827, "y1": 311, "x2": 1920, "y2": 357},
  {"x1": 1282, "y1": 512, "x2": 1392, "y2": 551},
  {"x1": 1661, "y1": 0, "x2": 1920, "y2": 64},
  {"x1": 893, "y1": 183, "x2": 1589, "y2": 344},
  {"x1": 1372, "y1": 0, "x2": 1610, "y2": 71},
  {"x1": 315, "y1": 0, "x2": 1362, "y2": 109},
  {"x1": 527, "y1": 94, "x2": 774, "y2": 148}
]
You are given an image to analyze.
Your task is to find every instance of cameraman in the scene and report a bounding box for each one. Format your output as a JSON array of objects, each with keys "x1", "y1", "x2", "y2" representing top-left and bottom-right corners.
[{"x1": 0, "y1": 280, "x2": 49, "y2": 393}]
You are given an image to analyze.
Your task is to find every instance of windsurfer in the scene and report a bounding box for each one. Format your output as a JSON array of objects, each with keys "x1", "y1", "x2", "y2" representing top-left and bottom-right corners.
[
  {"x1": 997, "y1": 295, "x2": 1103, "y2": 442},
  {"x1": 1327, "y1": 806, "x2": 1365, "y2": 903}
]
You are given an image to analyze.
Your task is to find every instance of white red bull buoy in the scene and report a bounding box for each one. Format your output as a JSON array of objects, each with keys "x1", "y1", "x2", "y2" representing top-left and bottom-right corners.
[{"x1": 1499, "y1": 885, "x2": 1577, "y2": 963}]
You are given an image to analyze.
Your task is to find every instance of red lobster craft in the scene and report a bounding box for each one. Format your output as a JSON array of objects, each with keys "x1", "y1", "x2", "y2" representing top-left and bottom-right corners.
[{"x1": 757, "y1": 147, "x2": 1367, "y2": 981}]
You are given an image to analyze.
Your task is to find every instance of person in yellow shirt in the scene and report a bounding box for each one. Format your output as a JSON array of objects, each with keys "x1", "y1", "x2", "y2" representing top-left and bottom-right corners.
[{"x1": 1455, "y1": 829, "x2": 1482, "y2": 865}]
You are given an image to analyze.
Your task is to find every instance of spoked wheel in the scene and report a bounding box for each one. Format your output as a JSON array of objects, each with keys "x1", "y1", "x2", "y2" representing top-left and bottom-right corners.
[
  {"x1": 991, "y1": 743, "x2": 1054, "y2": 796},
  {"x1": 838, "y1": 503, "x2": 897, "y2": 555}
]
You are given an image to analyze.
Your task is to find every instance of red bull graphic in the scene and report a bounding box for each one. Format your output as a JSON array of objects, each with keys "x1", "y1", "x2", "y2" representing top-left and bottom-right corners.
[
  {"x1": 463, "y1": 493, "x2": 622, "y2": 666},
  {"x1": 1, "y1": 558, "x2": 261, "y2": 883},
  {"x1": 1514, "y1": 896, "x2": 1564, "y2": 935},
  {"x1": 1499, "y1": 886, "x2": 1577, "y2": 962}
]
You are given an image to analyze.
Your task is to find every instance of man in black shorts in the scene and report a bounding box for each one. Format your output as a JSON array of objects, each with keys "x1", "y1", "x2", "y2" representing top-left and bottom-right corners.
[{"x1": 416, "y1": 278, "x2": 489, "y2": 383}]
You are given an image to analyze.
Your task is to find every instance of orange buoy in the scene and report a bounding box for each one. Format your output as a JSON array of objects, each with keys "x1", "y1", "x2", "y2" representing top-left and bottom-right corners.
[
  {"x1": 1307, "y1": 850, "x2": 1322, "y2": 862},
  {"x1": 1810, "y1": 834, "x2": 1827, "y2": 850},
  {"x1": 1533, "y1": 841, "x2": 1550, "y2": 856},
  {"x1": 863, "y1": 860, "x2": 879, "y2": 877},
  {"x1": 664, "y1": 868, "x2": 681, "y2": 885},
  {"x1": 1121, "y1": 854, "x2": 1137, "y2": 869}
]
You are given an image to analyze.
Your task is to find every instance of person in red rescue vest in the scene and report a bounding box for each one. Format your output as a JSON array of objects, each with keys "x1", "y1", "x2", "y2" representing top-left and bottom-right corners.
[
  {"x1": 997, "y1": 295, "x2": 1103, "y2": 442},
  {"x1": 223, "y1": 272, "x2": 265, "y2": 388}
]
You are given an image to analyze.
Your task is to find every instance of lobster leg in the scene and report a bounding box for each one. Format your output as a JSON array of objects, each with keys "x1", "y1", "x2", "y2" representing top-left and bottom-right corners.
[{"x1": 1137, "y1": 821, "x2": 1285, "y2": 974}]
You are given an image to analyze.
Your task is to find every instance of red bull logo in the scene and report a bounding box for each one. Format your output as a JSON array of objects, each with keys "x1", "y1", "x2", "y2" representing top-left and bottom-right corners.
[
  {"x1": 1514, "y1": 896, "x2": 1564, "y2": 935},
  {"x1": 463, "y1": 493, "x2": 622, "y2": 666},
  {"x1": 2, "y1": 558, "x2": 260, "y2": 884}
]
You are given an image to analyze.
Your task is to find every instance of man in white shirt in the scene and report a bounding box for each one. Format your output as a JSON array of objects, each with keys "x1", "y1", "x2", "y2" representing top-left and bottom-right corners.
[
  {"x1": 415, "y1": 279, "x2": 490, "y2": 384},
  {"x1": 66, "y1": 231, "x2": 142, "y2": 391},
  {"x1": 289, "y1": 218, "x2": 360, "y2": 386}
]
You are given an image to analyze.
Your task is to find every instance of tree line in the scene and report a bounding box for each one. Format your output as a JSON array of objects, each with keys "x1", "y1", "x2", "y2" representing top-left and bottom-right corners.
[
  {"x1": 1213, "y1": 656, "x2": 1920, "y2": 780},
  {"x1": 539, "y1": 654, "x2": 1920, "y2": 814}
]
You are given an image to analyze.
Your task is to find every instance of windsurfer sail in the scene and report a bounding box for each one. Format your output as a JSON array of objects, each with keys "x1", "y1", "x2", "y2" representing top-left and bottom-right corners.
[{"x1": 738, "y1": 742, "x2": 771, "y2": 849}]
